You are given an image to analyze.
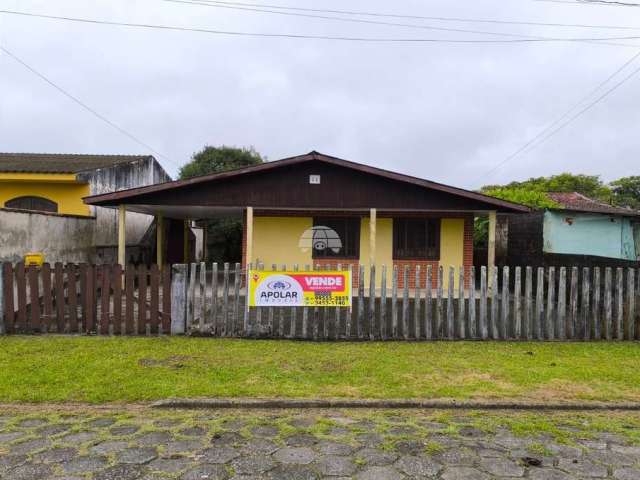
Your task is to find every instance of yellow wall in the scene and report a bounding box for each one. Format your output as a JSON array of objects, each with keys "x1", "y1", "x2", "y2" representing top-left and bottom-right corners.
[
  {"x1": 252, "y1": 216, "x2": 313, "y2": 268},
  {"x1": 0, "y1": 174, "x2": 90, "y2": 216},
  {"x1": 440, "y1": 218, "x2": 465, "y2": 289},
  {"x1": 250, "y1": 216, "x2": 465, "y2": 289}
]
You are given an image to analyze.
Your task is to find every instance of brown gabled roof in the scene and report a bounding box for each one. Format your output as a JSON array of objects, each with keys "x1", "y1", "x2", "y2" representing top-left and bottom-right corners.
[
  {"x1": 84, "y1": 151, "x2": 530, "y2": 212},
  {"x1": 547, "y1": 192, "x2": 640, "y2": 217},
  {"x1": 0, "y1": 153, "x2": 154, "y2": 174}
]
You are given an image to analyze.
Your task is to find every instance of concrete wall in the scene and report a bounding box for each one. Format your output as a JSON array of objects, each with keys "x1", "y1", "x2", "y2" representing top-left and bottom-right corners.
[
  {"x1": 0, "y1": 209, "x2": 96, "y2": 264},
  {"x1": 79, "y1": 157, "x2": 171, "y2": 263},
  {"x1": 543, "y1": 211, "x2": 638, "y2": 261}
]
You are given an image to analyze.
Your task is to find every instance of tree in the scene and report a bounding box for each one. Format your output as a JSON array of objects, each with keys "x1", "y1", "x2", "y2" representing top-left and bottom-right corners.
[
  {"x1": 179, "y1": 146, "x2": 265, "y2": 263},
  {"x1": 179, "y1": 145, "x2": 264, "y2": 180},
  {"x1": 610, "y1": 176, "x2": 640, "y2": 210}
]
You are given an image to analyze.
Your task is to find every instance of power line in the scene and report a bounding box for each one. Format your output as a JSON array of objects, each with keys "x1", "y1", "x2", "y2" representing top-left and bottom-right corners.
[
  {"x1": 0, "y1": 45, "x2": 179, "y2": 170},
  {"x1": 535, "y1": 0, "x2": 640, "y2": 6},
  {"x1": 477, "y1": 49, "x2": 640, "y2": 183},
  {"x1": 183, "y1": 0, "x2": 640, "y2": 32},
  {"x1": 160, "y1": 0, "x2": 640, "y2": 47},
  {"x1": 4, "y1": 9, "x2": 640, "y2": 45}
]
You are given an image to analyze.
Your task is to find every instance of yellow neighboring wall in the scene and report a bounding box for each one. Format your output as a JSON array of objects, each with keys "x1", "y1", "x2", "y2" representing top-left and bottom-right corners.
[{"x1": 0, "y1": 173, "x2": 91, "y2": 216}]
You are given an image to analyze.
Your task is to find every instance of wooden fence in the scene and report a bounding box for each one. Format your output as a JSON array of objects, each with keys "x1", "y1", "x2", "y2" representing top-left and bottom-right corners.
[
  {"x1": 177, "y1": 263, "x2": 640, "y2": 341},
  {"x1": 0, "y1": 263, "x2": 171, "y2": 335}
]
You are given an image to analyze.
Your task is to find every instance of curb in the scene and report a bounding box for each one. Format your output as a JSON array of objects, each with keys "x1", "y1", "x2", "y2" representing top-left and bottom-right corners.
[{"x1": 151, "y1": 398, "x2": 640, "y2": 411}]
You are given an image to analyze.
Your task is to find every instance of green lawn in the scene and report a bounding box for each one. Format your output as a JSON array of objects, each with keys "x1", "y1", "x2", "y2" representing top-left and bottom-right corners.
[{"x1": 0, "y1": 337, "x2": 639, "y2": 404}]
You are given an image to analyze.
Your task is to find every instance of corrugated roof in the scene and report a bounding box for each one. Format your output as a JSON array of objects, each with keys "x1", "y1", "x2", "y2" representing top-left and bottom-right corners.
[
  {"x1": 547, "y1": 192, "x2": 640, "y2": 217},
  {"x1": 0, "y1": 153, "x2": 154, "y2": 174}
]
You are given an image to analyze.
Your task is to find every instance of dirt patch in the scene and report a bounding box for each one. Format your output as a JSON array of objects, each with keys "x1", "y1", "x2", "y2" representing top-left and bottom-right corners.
[{"x1": 138, "y1": 355, "x2": 194, "y2": 369}]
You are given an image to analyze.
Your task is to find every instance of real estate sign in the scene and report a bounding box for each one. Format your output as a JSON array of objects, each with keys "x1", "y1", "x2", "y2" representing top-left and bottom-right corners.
[{"x1": 248, "y1": 270, "x2": 352, "y2": 307}]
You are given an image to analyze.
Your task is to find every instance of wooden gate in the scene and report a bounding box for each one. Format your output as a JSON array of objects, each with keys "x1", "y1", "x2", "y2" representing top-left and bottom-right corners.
[{"x1": 1, "y1": 263, "x2": 171, "y2": 335}]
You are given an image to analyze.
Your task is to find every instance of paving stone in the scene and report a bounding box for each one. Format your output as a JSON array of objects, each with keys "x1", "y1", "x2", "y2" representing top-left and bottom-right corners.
[
  {"x1": 285, "y1": 433, "x2": 318, "y2": 447},
  {"x1": 493, "y1": 433, "x2": 530, "y2": 450},
  {"x1": 0, "y1": 431, "x2": 25, "y2": 443},
  {"x1": 614, "y1": 468, "x2": 640, "y2": 480},
  {"x1": 180, "y1": 464, "x2": 230, "y2": 480},
  {"x1": 547, "y1": 444, "x2": 583, "y2": 458},
  {"x1": 587, "y1": 449, "x2": 636, "y2": 466},
  {"x1": 387, "y1": 425, "x2": 418, "y2": 435},
  {"x1": 612, "y1": 444, "x2": 640, "y2": 456},
  {"x1": 179, "y1": 426, "x2": 207, "y2": 437},
  {"x1": 16, "y1": 418, "x2": 48, "y2": 428},
  {"x1": 59, "y1": 431, "x2": 98, "y2": 444},
  {"x1": 240, "y1": 438, "x2": 279, "y2": 455},
  {"x1": 0, "y1": 454, "x2": 27, "y2": 474},
  {"x1": 288, "y1": 417, "x2": 317, "y2": 429},
  {"x1": 200, "y1": 446, "x2": 241, "y2": 464},
  {"x1": 420, "y1": 421, "x2": 448, "y2": 431},
  {"x1": 274, "y1": 447, "x2": 316, "y2": 465},
  {"x1": 61, "y1": 455, "x2": 109, "y2": 474},
  {"x1": 316, "y1": 455, "x2": 358, "y2": 476},
  {"x1": 110, "y1": 424, "x2": 141, "y2": 436},
  {"x1": 459, "y1": 426, "x2": 485, "y2": 438},
  {"x1": 266, "y1": 464, "x2": 320, "y2": 480},
  {"x1": 211, "y1": 431, "x2": 245, "y2": 446},
  {"x1": 479, "y1": 457, "x2": 524, "y2": 477},
  {"x1": 433, "y1": 448, "x2": 479, "y2": 466},
  {"x1": 578, "y1": 439, "x2": 607, "y2": 450},
  {"x1": 328, "y1": 426, "x2": 351, "y2": 436},
  {"x1": 394, "y1": 439, "x2": 425, "y2": 455},
  {"x1": 86, "y1": 417, "x2": 117, "y2": 428},
  {"x1": 220, "y1": 419, "x2": 246, "y2": 430},
  {"x1": 136, "y1": 431, "x2": 174, "y2": 447},
  {"x1": 32, "y1": 447, "x2": 78, "y2": 463},
  {"x1": 164, "y1": 439, "x2": 205, "y2": 455},
  {"x1": 4, "y1": 462, "x2": 54, "y2": 480},
  {"x1": 441, "y1": 466, "x2": 490, "y2": 480},
  {"x1": 94, "y1": 464, "x2": 147, "y2": 480},
  {"x1": 315, "y1": 440, "x2": 356, "y2": 455},
  {"x1": 357, "y1": 433, "x2": 385, "y2": 448},
  {"x1": 557, "y1": 458, "x2": 608, "y2": 478},
  {"x1": 356, "y1": 448, "x2": 399, "y2": 466},
  {"x1": 476, "y1": 447, "x2": 506, "y2": 458},
  {"x1": 116, "y1": 447, "x2": 158, "y2": 464},
  {"x1": 148, "y1": 457, "x2": 194, "y2": 473},
  {"x1": 90, "y1": 440, "x2": 130, "y2": 455},
  {"x1": 10, "y1": 438, "x2": 51, "y2": 455},
  {"x1": 36, "y1": 423, "x2": 73, "y2": 436},
  {"x1": 154, "y1": 418, "x2": 182, "y2": 428},
  {"x1": 528, "y1": 469, "x2": 576, "y2": 480},
  {"x1": 355, "y1": 465, "x2": 404, "y2": 480},
  {"x1": 250, "y1": 425, "x2": 279, "y2": 437},
  {"x1": 231, "y1": 454, "x2": 276, "y2": 475},
  {"x1": 395, "y1": 455, "x2": 443, "y2": 477}
]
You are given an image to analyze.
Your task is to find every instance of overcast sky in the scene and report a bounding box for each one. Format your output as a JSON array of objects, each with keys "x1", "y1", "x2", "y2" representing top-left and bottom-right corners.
[{"x1": 1, "y1": 0, "x2": 639, "y2": 188}]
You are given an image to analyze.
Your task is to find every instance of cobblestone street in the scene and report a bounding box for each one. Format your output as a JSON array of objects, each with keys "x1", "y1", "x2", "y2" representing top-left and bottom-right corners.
[{"x1": 0, "y1": 407, "x2": 638, "y2": 480}]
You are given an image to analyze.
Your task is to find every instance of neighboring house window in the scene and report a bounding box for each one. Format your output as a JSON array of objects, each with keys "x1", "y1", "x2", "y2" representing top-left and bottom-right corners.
[
  {"x1": 312, "y1": 217, "x2": 360, "y2": 259},
  {"x1": 393, "y1": 218, "x2": 440, "y2": 260},
  {"x1": 5, "y1": 196, "x2": 58, "y2": 213}
]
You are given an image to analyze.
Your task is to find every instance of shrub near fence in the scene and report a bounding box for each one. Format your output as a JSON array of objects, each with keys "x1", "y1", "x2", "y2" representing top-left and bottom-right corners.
[
  {"x1": 1, "y1": 263, "x2": 171, "y2": 335},
  {"x1": 176, "y1": 263, "x2": 640, "y2": 341}
]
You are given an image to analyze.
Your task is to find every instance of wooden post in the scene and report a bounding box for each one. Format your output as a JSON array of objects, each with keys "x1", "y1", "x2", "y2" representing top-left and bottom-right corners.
[
  {"x1": 369, "y1": 208, "x2": 377, "y2": 266},
  {"x1": 487, "y1": 211, "x2": 497, "y2": 291},
  {"x1": 245, "y1": 207, "x2": 254, "y2": 269},
  {"x1": 183, "y1": 220, "x2": 190, "y2": 263},
  {"x1": 156, "y1": 214, "x2": 164, "y2": 268},
  {"x1": 514, "y1": 267, "x2": 521, "y2": 339},
  {"x1": 170, "y1": 264, "x2": 188, "y2": 335},
  {"x1": 118, "y1": 204, "x2": 127, "y2": 267}
]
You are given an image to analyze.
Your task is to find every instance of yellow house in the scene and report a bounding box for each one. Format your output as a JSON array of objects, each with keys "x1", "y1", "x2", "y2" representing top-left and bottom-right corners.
[
  {"x1": 0, "y1": 153, "x2": 171, "y2": 264},
  {"x1": 85, "y1": 152, "x2": 529, "y2": 288}
]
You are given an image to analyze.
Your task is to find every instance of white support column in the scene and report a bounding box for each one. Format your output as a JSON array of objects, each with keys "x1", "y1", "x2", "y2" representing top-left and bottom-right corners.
[
  {"x1": 369, "y1": 208, "x2": 377, "y2": 266},
  {"x1": 246, "y1": 207, "x2": 254, "y2": 269},
  {"x1": 118, "y1": 204, "x2": 127, "y2": 266},
  {"x1": 156, "y1": 214, "x2": 164, "y2": 268},
  {"x1": 488, "y1": 210, "x2": 497, "y2": 290}
]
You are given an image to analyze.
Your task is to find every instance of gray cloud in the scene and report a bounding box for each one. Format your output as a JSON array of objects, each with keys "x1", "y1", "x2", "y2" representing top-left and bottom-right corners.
[{"x1": 1, "y1": 0, "x2": 639, "y2": 188}]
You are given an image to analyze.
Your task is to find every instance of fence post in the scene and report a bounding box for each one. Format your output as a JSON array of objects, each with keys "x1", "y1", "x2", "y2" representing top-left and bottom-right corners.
[
  {"x1": 513, "y1": 267, "x2": 521, "y2": 339},
  {"x1": 414, "y1": 265, "x2": 422, "y2": 340},
  {"x1": 369, "y1": 265, "x2": 376, "y2": 341},
  {"x1": 535, "y1": 267, "x2": 544, "y2": 340},
  {"x1": 593, "y1": 267, "x2": 601, "y2": 340},
  {"x1": 425, "y1": 265, "x2": 433, "y2": 340},
  {"x1": 468, "y1": 266, "x2": 476, "y2": 339},
  {"x1": 604, "y1": 267, "x2": 612, "y2": 340},
  {"x1": 546, "y1": 267, "x2": 555, "y2": 340},
  {"x1": 357, "y1": 265, "x2": 365, "y2": 340},
  {"x1": 391, "y1": 265, "x2": 398, "y2": 339},
  {"x1": 616, "y1": 267, "x2": 624, "y2": 341},
  {"x1": 569, "y1": 267, "x2": 578, "y2": 340},
  {"x1": 582, "y1": 267, "x2": 591, "y2": 341},
  {"x1": 447, "y1": 267, "x2": 455, "y2": 340},
  {"x1": 490, "y1": 266, "x2": 499, "y2": 339},
  {"x1": 557, "y1": 267, "x2": 566, "y2": 340},
  {"x1": 402, "y1": 265, "x2": 410, "y2": 340},
  {"x1": 170, "y1": 264, "x2": 188, "y2": 335},
  {"x1": 525, "y1": 266, "x2": 533, "y2": 340},
  {"x1": 627, "y1": 268, "x2": 636, "y2": 341},
  {"x1": 501, "y1": 266, "x2": 509, "y2": 339},
  {"x1": 380, "y1": 265, "x2": 387, "y2": 340},
  {"x1": 457, "y1": 266, "x2": 465, "y2": 340},
  {"x1": 479, "y1": 266, "x2": 488, "y2": 340},
  {"x1": 436, "y1": 266, "x2": 444, "y2": 339}
]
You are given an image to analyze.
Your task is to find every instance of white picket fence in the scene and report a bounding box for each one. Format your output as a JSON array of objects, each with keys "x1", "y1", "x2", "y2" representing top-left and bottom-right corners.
[{"x1": 171, "y1": 263, "x2": 640, "y2": 341}]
